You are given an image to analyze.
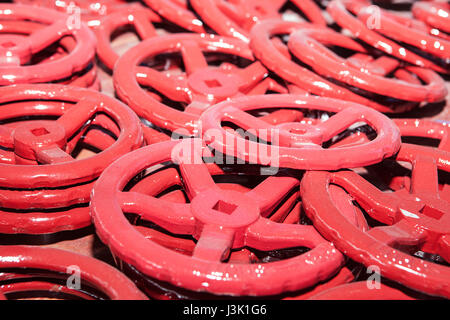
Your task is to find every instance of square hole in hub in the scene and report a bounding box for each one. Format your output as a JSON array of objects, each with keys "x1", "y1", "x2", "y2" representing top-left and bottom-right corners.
[
  {"x1": 205, "y1": 79, "x2": 221, "y2": 88},
  {"x1": 31, "y1": 128, "x2": 50, "y2": 137},
  {"x1": 213, "y1": 200, "x2": 237, "y2": 215}
]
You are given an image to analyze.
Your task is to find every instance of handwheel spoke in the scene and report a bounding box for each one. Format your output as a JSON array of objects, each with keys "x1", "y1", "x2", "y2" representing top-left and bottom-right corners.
[
  {"x1": 192, "y1": 225, "x2": 235, "y2": 262},
  {"x1": 367, "y1": 220, "x2": 426, "y2": 247},
  {"x1": 183, "y1": 95, "x2": 212, "y2": 115},
  {"x1": 411, "y1": 155, "x2": 439, "y2": 196},
  {"x1": 236, "y1": 61, "x2": 268, "y2": 90},
  {"x1": 136, "y1": 66, "x2": 190, "y2": 102},
  {"x1": 246, "y1": 78, "x2": 288, "y2": 95},
  {"x1": 56, "y1": 98, "x2": 99, "y2": 138},
  {"x1": 118, "y1": 191, "x2": 195, "y2": 235},
  {"x1": 133, "y1": 10, "x2": 158, "y2": 40},
  {"x1": 35, "y1": 146, "x2": 74, "y2": 164},
  {"x1": 179, "y1": 160, "x2": 218, "y2": 199},
  {"x1": 245, "y1": 218, "x2": 326, "y2": 251},
  {"x1": 260, "y1": 109, "x2": 303, "y2": 125},
  {"x1": 246, "y1": 176, "x2": 299, "y2": 213},
  {"x1": 314, "y1": 108, "x2": 364, "y2": 143},
  {"x1": 224, "y1": 107, "x2": 275, "y2": 131},
  {"x1": 17, "y1": 20, "x2": 68, "y2": 58},
  {"x1": 181, "y1": 41, "x2": 208, "y2": 75}
]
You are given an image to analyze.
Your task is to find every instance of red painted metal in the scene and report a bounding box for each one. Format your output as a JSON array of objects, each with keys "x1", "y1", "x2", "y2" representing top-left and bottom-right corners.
[
  {"x1": 301, "y1": 139, "x2": 450, "y2": 297},
  {"x1": 287, "y1": 25, "x2": 447, "y2": 105},
  {"x1": 0, "y1": 84, "x2": 143, "y2": 234},
  {"x1": 0, "y1": 246, "x2": 146, "y2": 299},
  {"x1": 413, "y1": 1, "x2": 450, "y2": 33},
  {"x1": 357, "y1": 3, "x2": 450, "y2": 62},
  {"x1": 14, "y1": 0, "x2": 127, "y2": 28},
  {"x1": 143, "y1": 0, "x2": 205, "y2": 33},
  {"x1": 200, "y1": 94, "x2": 401, "y2": 170},
  {"x1": 95, "y1": 4, "x2": 162, "y2": 71},
  {"x1": 327, "y1": 0, "x2": 448, "y2": 74},
  {"x1": 0, "y1": 19, "x2": 98, "y2": 89},
  {"x1": 190, "y1": 0, "x2": 326, "y2": 43},
  {"x1": 308, "y1": 282, "x2": 416, "y2": 300},
  {"x1": 334, "y1": 119, "x2": 450, "y2": 201},
  {"x1": 0, "y1": 4, "x2": 96, "y2": 85},
  {"x1": 90, "y1": 139, "x2": 347, "y2": 296},
  {"x1": 249, "y1": 20, "x2": 424, "y2": 112},
  {"x1": 114, "y1": 33, "x2": 289, "y2": 134}
]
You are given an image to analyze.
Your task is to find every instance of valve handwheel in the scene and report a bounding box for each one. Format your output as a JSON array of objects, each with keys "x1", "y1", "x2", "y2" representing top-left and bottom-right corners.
[
  {"x1": 287, "y1": 25, "x2": 447, "y2": 106},
  {"x1": 0, "y1": 84, "x2": 142, "y2": 234},
  {"x1": 90, "y1": 139, "x2": 346, "y2": 296},
  {"x1": 200, "y1": 94, "x2": 401, "y2": 170},
  {"x1": 249, "y1": 20, "x2": 425, "y2": 112},
  {"x1": 114, "y1": 33, "x2": 287, "y2": 134},
  {"x1": 0, "y1": 246, "x2": 146, "y2": 300},
  {"x1": 0, "y1": 19, "x2": 98, "y2": 89},
  {"x1": 327, "y1": 0, "x2": 448, "y2": 74},
  {"x1": 301, "y1": 140, "x2": 450, "y2": 298},
  {"x1": 357, "y1": 2, "x2": 450, "y2": 62},
  {"x1": 0, "y1": 4, "x2": 96, "y2": 85}
]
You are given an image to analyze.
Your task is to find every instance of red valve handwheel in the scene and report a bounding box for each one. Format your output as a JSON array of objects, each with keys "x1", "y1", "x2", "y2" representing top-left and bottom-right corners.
[
  {"x1": 332, "y1": 119, "x2": 450, "y2": 201},
  {"x1": 190, "y1": 0, "x2": 326, "y2": 43},
  {"x1": 327, "y1": 0, "x2": 448, "y2": 74},
  {"x1": 0, "y1": 4, "x2": 96, "y2": 85},
  {"x1": 308, "y1": 282, "x2": 417, "y2": 300},
  {"x1": 384, "y1": 119, "x2": 450, "y2": 201},
  {"x1": 301, "y1": 141, "x2": 450, "y2": 297},
  {"x1": 0, "y1": 84, "x2": 143, "y2": 234},
  {"x1": 0, "y1": 19, "x2": 99, "y2": 89},
  {"x1": 14, "y1": 0, "x2": 127, "y2": 28},
  {"x1": 356, "y1": 3, "x2": 450, "y2": 62},
  {"x1": 287, "y1": 25, "x2": 447, "y2": 105},
  {"x1": 90, "y1": 139, "x2": 348, "y2": 296},
  {"x1": 111, "y1": 163, "x2": 320, "y2": 299},
  {"x1": 0, "y1": 246, "x2": 146, "y2": 299},
  {"x1": 249, "y1": 20, "x2": 418, "y2": 112},
  {"x1": 95, "y1": 4, "x2": 162, "y2": 71},
  {"x1": 413, "y1": 1, "x2": 450, "y2": 33},
  {"x1": 143, "y1": 0, "x2": 205, "y2": 33},
  {"x1": 200, "y1": 94, "x2": 401, "y2": 170},
  {"x1": 114, "y1": 33, "x2": 289, "y2": 134}
]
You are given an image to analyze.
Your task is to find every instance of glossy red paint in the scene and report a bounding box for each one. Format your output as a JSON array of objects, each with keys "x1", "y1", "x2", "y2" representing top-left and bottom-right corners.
[
  {"x1": 0, "y1": 84, "x2": 143, "y2": 234},
  {"x1": 143, "y1": 0, "x2": 205, "y2": 33},
  {"x1": 0, "y1": 246, "x2": 147, "y2": 299},
  {"x1": 413, "y1": 1, "x2": 450, "y2": 33},
  {"x1": 301, "y1": 139, "x2": 450, "y2": 297},
  {"x1": 327, "y1": 0, "x2": 448, "y2": 74},
  {"x1": 308, "y1": 282, "x2": 416, "y2": 300},
  {"x1": 287, "y1": 25, "x2": 447, "y2": 104},
  {"x1": 114, "y1": 33, "x2": 289, "y2": 134},
  {"x1": 200, "y1": 94, "x2": 401, "y2": 170},
  {"x1": 0, "y1": 4, "x2": 97, "y2": 85},
  {"x1": 90, "y1": 139, "x2": 347, "y2": 296},
  {"x1": 95, "y1": 4, "x2": 161, "y2": 71},
  {"x1": 190, "y1": 0, "x2": 326, "y2": 43}
]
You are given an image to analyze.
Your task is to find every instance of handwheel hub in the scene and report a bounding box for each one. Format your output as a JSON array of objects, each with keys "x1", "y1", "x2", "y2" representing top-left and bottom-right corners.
[
  {"x1": 276, "y1": 122, "x2": 324, "y2": 146},
  {"x1": 191, "y1": 189, "x2": 260, "y2": 231},
  {"x1": 187, "y1": 68, "x2": 240, "y2": 100},
  {"x1": 13, "y1": 120, "x2": 66, "y2": 161}
]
